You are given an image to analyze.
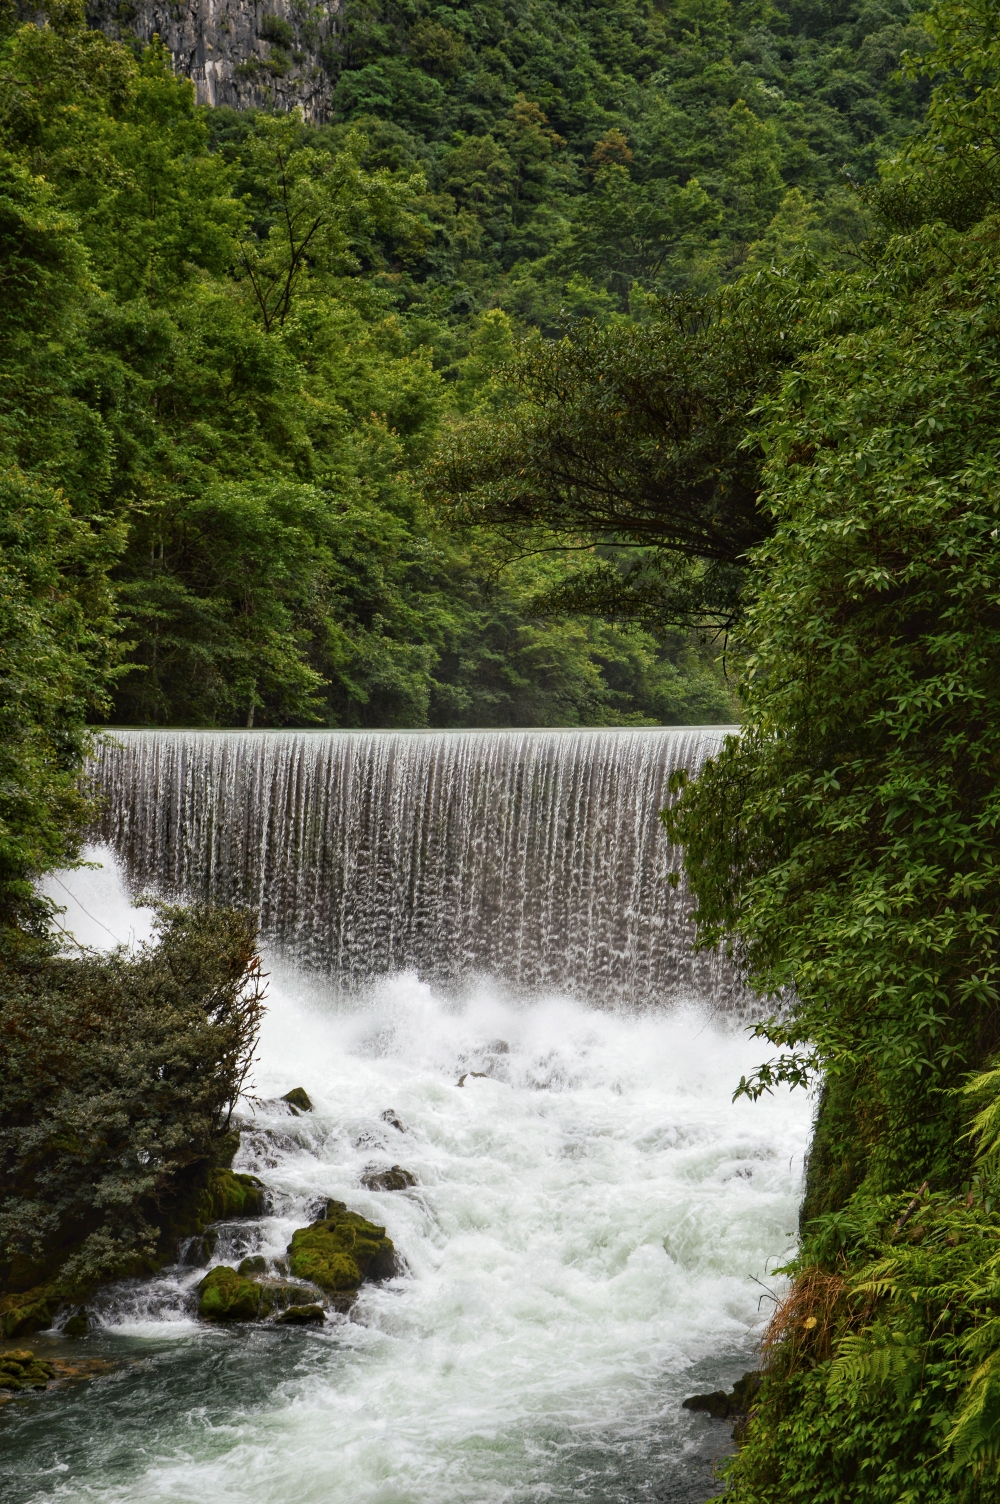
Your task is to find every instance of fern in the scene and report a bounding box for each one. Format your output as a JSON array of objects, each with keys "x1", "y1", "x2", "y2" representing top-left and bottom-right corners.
[
  {"x1": 828, "y1": 1328, "x2": 921, "y2": 1410},
  {"x1": 962, "y1": 1066, "x2": 1000, "y2": 1178},
  {"x1": 947, "y1": 1352, "x2": 1000, "y2": 1470}
]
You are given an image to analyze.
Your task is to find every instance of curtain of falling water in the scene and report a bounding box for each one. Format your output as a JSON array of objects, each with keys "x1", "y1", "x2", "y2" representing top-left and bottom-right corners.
[{"x1": 89, "y1": 727, "x2": 741, "y2": 1008}]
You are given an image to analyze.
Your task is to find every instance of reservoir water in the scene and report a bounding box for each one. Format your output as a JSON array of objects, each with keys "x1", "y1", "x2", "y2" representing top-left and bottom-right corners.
[{"x1": 5, "y1": 729, "x2": 811, "y2": 1503}]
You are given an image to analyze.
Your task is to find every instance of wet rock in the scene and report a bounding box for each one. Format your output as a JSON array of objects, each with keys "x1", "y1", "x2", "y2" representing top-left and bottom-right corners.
[
  {"x1": 683, "y1": 1371, "x2": 761, "y2": 1437},
  {"x1": 48, "y1": 1356, "x2": 116, "y2": 1385},
  {"x1": 380, "y1": 1109, "x2": 406, "y2": 1132},
  {"x1": 287, "y1": 1202, "x2": 396, "y2": 1293},
  {"x1": 282, "y1": 1088, "x2": 313, "y2": 1115},
  {"x1": 0, "y1": 1287, "x2": 59, "y2": 1339},
  {"x1": 0, "y1": 1350, "x2": 56, "y2": 1391},
  {"x1": 682, "y1": 1388, "x2": 731, "y2": 1419},
  {"x1": 276, "y1": 1303, "x2": 325, "y2": 1325},
  {"x1": 197, "y1": 1266, "x2": 274, "y2": 1321},
  {"x1": 486, "y1": 1040, "x2": 510, "y2": 1055},
  {"x1": 237, "y1": 1255, "x2": 267, "y2": 1276},
  {"x1": 361, "y1": 1165, "x2": 417, "y2": 1192},
  {"x1": 267, "y1": 1279, "x2": 321, "y2": 1312},
  {"x1": 730, "y1": 1372, "x2": 762, "y2": 1412},
  {"x1": 62, "y1": 1308, "x2": 92, "y2": 1339},
  {"x1": 212, "y1": 1129, "x2": 242, "y2": 1169},
  {"x1": 180, "y1": 1230, "x2": 218, "y2": 1266},
  {"x1": 197, "y1": 1169, "x2": 264, "y2": 1222}
]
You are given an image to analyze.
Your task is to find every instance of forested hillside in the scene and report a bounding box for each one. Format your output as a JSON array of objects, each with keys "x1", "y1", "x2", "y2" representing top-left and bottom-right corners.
[
  {"x1": 15, "y1": 0, "x2": 1000, "y2": 1479},
  {"x1": 2, "y1": 0, "x2": 928, "y2": 756},
  {"x1": 308, "y1": 0, "x2": 928, "y2": 318},
  {"x1": 655, "y1": 1, "x2": 1000, "y2": 1494}
]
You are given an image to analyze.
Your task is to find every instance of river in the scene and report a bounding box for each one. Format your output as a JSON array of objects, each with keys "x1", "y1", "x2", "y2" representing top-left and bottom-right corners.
[{"x1": 4, "y1": 729, "x2": 811, "y2": 1503}]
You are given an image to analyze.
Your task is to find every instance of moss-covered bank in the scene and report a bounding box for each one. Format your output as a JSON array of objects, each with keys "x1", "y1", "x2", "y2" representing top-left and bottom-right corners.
[{"x1": 0, "y1": 904, "x2": 265, "y2": 1337}]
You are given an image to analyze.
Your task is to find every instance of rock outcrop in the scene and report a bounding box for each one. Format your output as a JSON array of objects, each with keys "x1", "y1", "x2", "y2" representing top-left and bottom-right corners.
[
  {"x1": 0, "y1": 1349, "x2": 116, "y2": 1395},
  {"x1": 195, "y1": 1200, "x2": 396, "y2": 1321},
  {"x1": 196, "y1": 1264, "x2": 317, "y2": 1320},
  {"x1": 282, "y1": 1087, "x2": 313, "y2": 1114},
  {"x1": 85, "y1": 0, "x2": 342, "y2": 120},
  {"x1": 0, "y1": 1157, "x2": 262, "y2": 1338},
  {"x1": 0, "y1": 1350, "x2": 55, "y2": 1391},
  {"x1": 682, "y1": 1371, "x2": 761, "y2": 1443},
  {"x1": 276, "y1": 1302, "x2": 324, "y2": 1324}
]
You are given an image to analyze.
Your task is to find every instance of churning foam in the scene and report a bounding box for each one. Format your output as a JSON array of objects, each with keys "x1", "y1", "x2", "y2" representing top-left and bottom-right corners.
[{"x1": 11, "y1": 852, "x2": 813, "y2": 1504}]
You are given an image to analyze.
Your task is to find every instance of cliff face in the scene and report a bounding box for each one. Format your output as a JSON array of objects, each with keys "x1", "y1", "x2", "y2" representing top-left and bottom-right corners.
[{"x1": 86, "y1": 0, "x2": 342, "y2": 120}]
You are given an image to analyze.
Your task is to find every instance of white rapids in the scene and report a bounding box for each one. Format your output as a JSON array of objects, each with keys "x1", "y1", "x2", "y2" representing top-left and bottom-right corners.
[{"x1": 18, "y1": 849, "x2": 813, "y2": 1504}]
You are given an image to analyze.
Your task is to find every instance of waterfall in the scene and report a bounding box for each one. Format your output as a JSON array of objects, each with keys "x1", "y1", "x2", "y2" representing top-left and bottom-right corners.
[
  {"x1": 13, "y1": 722, "x2": 814, "y2": 1504},
  {"x1": 89, "y1": 725, "x2": 739, "y2": 1007}
]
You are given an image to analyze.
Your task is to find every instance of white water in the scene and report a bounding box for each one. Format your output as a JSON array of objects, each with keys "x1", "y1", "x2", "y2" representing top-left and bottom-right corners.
[
  {"x1": 89, "y1": 727, "x2": 743, "y2": 1008},
  {"x1": 19, "y1": 849, "x2": 813, "y2": 1504}
]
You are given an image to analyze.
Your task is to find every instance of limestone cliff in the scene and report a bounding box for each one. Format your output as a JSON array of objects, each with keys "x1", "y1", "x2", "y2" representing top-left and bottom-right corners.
[{"x1": 85, "y1": 0, "x2": 342, "y2": 120}]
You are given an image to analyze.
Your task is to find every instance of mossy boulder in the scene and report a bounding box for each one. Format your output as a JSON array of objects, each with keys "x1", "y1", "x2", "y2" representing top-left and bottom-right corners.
[
  {"x1": 0, "y1": 1350, "x2": 56, "y2": 1390},
  {"x1": 276, "y1": 1303, "x2": 325, "y2": 1324},
  {"x1": 151, "y1": 1160, "x2": 261, "y2": 1259},
  {"x1": 199, "y1": 1168, "x2": 264, "y2": 1221},
  {"x1": 196, "y1": 1266, "x2": 320, "y2": 1321},
  {"x1": 63, "y1": 1307, "x2": 92, "y2": 1338},
  {"x1": 282, "y1": 1088, "x2": 313, "y2": 1114},
  {"x1": 287, "y1": 1202, "x2": 395, "y2": 1292},
  {"x1": 197, "y1": 1265, "x2": 275, "y2": 1321},
  {"x1": 0, "y1": 1286, "x2": 61, "y2": 1339}
]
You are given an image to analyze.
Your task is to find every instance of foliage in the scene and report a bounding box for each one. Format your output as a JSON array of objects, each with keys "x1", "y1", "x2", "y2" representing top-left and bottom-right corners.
[
  {"x1": 0, "y1": 468, "x2": 120, "y2": 937},
  {"x1": 0, "y1": 150, "x2": 122, "y2": 932},
  {"x1": 432, "y1": 280, "x2": 800, "y2": 627},
  {"x1": 654, "y1": 0, "x2": 1000, "y2": 1495},
  {"x1": 0, "y1": 904, "x2": 265, "y2": 1307},
  {"x1": 314, "y1": 0, "x2": 929, "y2": 320},
  {"x1": 0, "y1": 6, "x2": 729, "y2": 759}
]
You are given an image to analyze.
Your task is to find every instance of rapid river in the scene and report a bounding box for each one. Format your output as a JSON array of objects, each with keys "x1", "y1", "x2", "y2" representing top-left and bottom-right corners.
[{"x1": 3, "y1": 730, "x2": 812, "y2": 1503}]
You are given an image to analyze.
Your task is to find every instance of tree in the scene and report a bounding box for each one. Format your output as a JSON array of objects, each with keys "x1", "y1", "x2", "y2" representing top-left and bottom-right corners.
[
  {"x1": 0, "y1": 149, "x2": 120, "y2": 940},
  {"x1": 232, "y1": 112, "x2": 422, "y2": 331},
  {"x1": 432, "y1": 280, "x2": 798, "y2": 628},
  {"x1": 663, "y1": 1, "x2": 1000, "y2": 1493}
]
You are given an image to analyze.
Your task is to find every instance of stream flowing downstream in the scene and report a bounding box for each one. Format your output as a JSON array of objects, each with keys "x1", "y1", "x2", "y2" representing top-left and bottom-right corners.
[{"x1": 5, "y1": 729, "x2": 812, "y2": 1503}]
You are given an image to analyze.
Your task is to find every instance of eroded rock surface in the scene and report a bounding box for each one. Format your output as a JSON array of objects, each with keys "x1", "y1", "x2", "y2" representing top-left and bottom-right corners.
[{"x1": 86, "y1": 0, "x2": 341, "y2": 120}]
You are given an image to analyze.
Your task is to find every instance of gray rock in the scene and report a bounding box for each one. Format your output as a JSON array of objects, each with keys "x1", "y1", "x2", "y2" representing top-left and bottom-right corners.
[
  {"x1": 85, "y1": 0, "x2": 342, "y2": 121},
  {"x1": 361, "y1": 1165, "x2": 417, "y2": 1192}
]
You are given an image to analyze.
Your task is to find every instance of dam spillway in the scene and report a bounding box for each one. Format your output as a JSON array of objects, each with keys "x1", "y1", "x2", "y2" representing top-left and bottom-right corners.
[
  {"x1": 8, "y1": 722, "x2": 815, "y2": 1504},
  {"x1": 89, "y1": 726, "x2": 740, "y2": 1007}
]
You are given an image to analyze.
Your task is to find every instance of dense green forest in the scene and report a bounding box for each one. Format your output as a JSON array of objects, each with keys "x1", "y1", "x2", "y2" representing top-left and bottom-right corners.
[
  {"x1": 1, "y1": 0, "x2": 931, "y2": 754},
  {"x1": 656, "y1": 0, "x2": 1000, "y2": 1494},
  {"x1": 0, "y1": 0, "x2": 929, "y2": 919},
  {"x1": 15, "y1": 0, "x2": 1000, "y2": 1488}
]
